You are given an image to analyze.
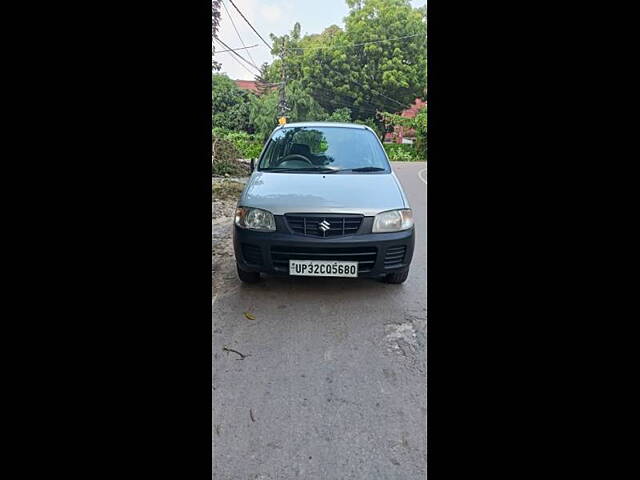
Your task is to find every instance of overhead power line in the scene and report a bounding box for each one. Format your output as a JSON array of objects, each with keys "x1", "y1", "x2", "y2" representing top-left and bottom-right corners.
[
  {"x1": 214, "y1": 36, "x2": 261, "y2": 73},
  {"x1": 275, "y1": 32, "x2": 419, "y2": 110},
  {"x1": 300, "y1": 82, "x2": 397, "y2": 113},
  {"x1": 216, "y1": 50, "x2": 258, "y2": 77},
  {"x1": 348, "y1": 77, "x2": 408, "y2": 108},
  {"x1": 308, "y1": 60, "x2": 408, "y2": 109},
  {"x1": 213, "y1": 44, "x2": 258, "y2": 77},
  {"x1": 308, "y1": 58, "x2": 409, "y2": 109},
  {"x1": 215, "y1": 44, "x2": 258, "y2": 53},
  {"x1": 311, "y1": 83, "x2": 397, "y2": 108},
  {"x1": 311, "y1": 98, "x2": 393, "y2": 120},
  {"x1": 227, "y1": 0, "x2": 273, "y2": 51},
  {"x1": 309, "y1": 89, "x2": 386, "y2": 114},
  {"x1": 221, "y1": 0, "x2": 258, "y2": 67},
  {"x1": 312, "y1": 61, "x2": 408, "y2": 109}
]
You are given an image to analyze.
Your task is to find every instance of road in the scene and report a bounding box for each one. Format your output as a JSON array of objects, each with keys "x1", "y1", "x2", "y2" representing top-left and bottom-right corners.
[{"x1": 213, "y1": 161, "x2": 426, "y2": 479}]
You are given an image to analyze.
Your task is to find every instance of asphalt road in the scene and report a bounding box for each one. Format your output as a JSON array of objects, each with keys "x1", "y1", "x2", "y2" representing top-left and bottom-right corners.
[{"x1": 213, "y1": 161, "x2": 426, "y2": 479}]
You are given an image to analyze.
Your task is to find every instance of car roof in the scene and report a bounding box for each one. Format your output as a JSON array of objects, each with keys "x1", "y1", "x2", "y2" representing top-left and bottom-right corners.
[{"x1": 274, "y1": 122, "x2": 369, "y2": 131}]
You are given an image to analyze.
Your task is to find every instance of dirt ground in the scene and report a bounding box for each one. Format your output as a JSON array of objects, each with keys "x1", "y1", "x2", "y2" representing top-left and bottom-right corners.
[{"x1": 212, "y1": 177, "x2": 248, "y2": 294}]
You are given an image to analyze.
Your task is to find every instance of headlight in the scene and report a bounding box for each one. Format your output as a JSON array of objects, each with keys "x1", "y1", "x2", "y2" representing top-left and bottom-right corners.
[
  {"x1": 235, "y1": 207, "x2": 276, "y2": 232},
  {"x1": 372, "y1": 209, "x2": 414, "y2": 233}
]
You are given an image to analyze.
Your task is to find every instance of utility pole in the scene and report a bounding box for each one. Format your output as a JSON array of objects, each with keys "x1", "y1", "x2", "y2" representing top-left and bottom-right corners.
[{"x1": 278, "y1": 37, "x2": 288, "y2": 124}]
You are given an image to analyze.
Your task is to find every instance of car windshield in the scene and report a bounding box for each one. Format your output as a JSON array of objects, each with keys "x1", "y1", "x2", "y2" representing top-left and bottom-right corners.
[{"x1": 258, "y1": 126, "x2": 390, "y2": 173}]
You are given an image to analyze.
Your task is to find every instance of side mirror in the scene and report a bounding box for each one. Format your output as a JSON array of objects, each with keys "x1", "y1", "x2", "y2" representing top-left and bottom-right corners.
[{"x1": 250, "y1": 158, "x2": 255, "y2": 172}]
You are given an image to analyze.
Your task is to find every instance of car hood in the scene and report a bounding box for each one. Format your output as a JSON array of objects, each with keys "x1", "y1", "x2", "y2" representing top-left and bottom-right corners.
[{"x1": 239, "y1": 171, "x2": 408, "y2": 216}]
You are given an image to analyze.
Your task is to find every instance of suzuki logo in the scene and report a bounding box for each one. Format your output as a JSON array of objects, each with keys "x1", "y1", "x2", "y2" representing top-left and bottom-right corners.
[{"x1": 319, "y1": 220, "x2": 331, "y2": 232}]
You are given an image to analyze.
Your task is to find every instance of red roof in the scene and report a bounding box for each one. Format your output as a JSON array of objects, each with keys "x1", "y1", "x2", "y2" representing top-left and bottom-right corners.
[
  {"x1": 234, "y1": 80, "x2": 278, "y2": 95},
  {"x1": 234, "y1": 80, "x2": 260, "y2": 93},
  {"x1": 400, "y1": 98, "x2": 427, "y2": 118}
]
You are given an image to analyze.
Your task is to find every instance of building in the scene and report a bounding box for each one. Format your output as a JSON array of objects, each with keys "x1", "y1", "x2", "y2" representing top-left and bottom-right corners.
[
  {"x1": 233, "y1": 80, "x2": 260, "y2": 94},
  {"x1": 234, "y1": 80, "x2": 277, "y2": 95},
  {"x1": 384, "y1": 98, "x2": 427, "y2": 144}
]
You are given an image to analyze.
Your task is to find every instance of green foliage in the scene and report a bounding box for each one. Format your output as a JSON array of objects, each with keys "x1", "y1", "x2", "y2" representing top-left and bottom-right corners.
[
  {"x1": 301, "y1": 0, "x2": 426, "y2": 123},
  {"x1": 249, "y1": 92, "x2": 279, "y2": 141},
  {"x1": 249, "y1": 82, "x2": 328, "y2": 141},
  {"x1": 379, "y1": 111, "x2": 413, "y2": 128},
  {"x1": 214, "y1": 102, "x2": 252, "y2": 132},
  {"x1": 229, "y1": 133, "x2": 263, "y2": 159},
  {"x1": 285, "y1": 80, "x2": 327, "y2": 123},
  {"x1": 213, "y1": 128, "x2": 263, "y2": 159},
  {"x1": 325, "y1": 107, "x2": 352, "y2": 123},
  {"x1": 383, "y1": 143, "x2": 421, "y2": 161},
  {"x1": 212, "y1": 0, "x2": 427, "y2": 144},
  {"x1": 257, "y1": 0, "x2": 425, "y2": 135},
  {"x1": 212, "y1": 73, "x2": 252, "y2": 131},
  {"x1": 413, "y1": 108, "x2": 427, "y2": 158},
  {"x1": 254, "y1": 62, "x2": 279, "y2": 95},
  {"x1": 380, "y1": 105, "x2": 427, "y2": 159}
]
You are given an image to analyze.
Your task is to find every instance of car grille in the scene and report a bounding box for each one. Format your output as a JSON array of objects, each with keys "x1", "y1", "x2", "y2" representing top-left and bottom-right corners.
[
  {"x1": 384, "y1": 245, "x2": 406, "y2": 268},
  {"x1": 241, "y1": 243, "x2": 263, "y2": 265},
  {"x1": 271, "y1": 246, "x2": 377, "y2": 273},
  {"x1": 285, "y1": 214, "x2": 364, "y2": 238}
]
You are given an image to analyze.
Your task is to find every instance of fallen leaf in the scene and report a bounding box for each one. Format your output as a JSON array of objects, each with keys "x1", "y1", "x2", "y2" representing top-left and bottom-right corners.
[{"x1": 244, "y1": 312, "x2": 256, "y2": 320}]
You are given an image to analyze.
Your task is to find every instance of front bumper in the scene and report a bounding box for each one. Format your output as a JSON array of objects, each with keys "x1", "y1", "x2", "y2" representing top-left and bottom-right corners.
[{"x1": 233, "y1": 219, "x2": 415, "y2": 278}]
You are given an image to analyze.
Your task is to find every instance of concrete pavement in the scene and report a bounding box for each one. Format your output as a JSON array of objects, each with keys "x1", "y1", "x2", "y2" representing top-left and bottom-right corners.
[{"x1": 213, "y1": 161, "x2": 426, "y2": 479}]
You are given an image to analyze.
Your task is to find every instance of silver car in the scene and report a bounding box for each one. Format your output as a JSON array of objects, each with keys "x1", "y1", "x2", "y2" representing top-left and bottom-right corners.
[{"x1": 233, "y1": 122, "x2": 415, "y2": 284}]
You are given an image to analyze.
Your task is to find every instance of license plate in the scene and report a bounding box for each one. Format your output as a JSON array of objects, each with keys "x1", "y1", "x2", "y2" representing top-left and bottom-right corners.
[{"x1": 289, "y1": 260, "x2": 358, "y2": 277}]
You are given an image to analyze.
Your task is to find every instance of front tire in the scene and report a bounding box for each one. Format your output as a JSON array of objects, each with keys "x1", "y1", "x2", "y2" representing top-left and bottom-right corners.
[
  {"x1": 237, "y1": 264, "x2": 260, "y2": 283},
  {"x1": 384, "y1": 269, "x2": 409, "y2": 284}
]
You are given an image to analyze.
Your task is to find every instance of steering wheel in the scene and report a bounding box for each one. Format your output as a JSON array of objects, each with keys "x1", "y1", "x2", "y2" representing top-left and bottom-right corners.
[{"x1": 278, "y1": 154, "x2": 313, "y2": 166}]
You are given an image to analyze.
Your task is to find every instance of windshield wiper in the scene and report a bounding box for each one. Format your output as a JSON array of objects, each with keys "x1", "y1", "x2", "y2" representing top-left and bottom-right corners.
[
  {"x1": 261, "y1": 167, "x2": 340, "y2": 173},
  {"x1": 340, "y1": 166, "x2": 387, "y2": 172}
]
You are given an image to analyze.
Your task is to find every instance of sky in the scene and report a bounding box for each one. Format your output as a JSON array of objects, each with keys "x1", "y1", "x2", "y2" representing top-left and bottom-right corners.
[{"x1": 215, "y1": 0, "x2": 426, "y2": 80}]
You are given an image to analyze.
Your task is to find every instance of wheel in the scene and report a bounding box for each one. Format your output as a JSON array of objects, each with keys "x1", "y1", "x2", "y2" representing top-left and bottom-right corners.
[
  {"x1": 384, "y1": 269, "x2": 409, "y2": 284},
  {"x1": 237, "y1": 264, "x2": 261, "y2": 283}
]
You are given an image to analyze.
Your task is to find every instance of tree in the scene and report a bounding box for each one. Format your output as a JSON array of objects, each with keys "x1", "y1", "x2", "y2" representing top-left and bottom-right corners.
[
  {"x1": 212, "y1": 73, "x2": 252, "y2": 131},
  {"x1": 262, "y1": 0, "x2": 426, "y2": 128},
  {"x1": 254, "y1": 62, "x2": 279, "y2": 96},
  {"x1": 249, "y1": 80, "x2": 328, "y2": 140},
  {"x1": 413, "y1": 108, "x2": 426, "y2": 158},
  {"x1": 326, "y1": 107, "x2": 352, "y2": 123},
  {"x1": 213, "y1": 0, "x2": 427, "y2": 138},
  {"x1": 212, "y1": 0, "x2": 222, "y2": 72},
  {"x1": 270, "y1": 22, "x2": 308, "y2": 84},
  {"x1": 304, "y1": 0, "x2": 426, "y2": 121},
  {"x1": 285, "y1": 80, "x2": 327, "y2": 124},
  {"x1": 269, "y1": 24, "x2": 352, "y2": 114},
  {"x1": 249, "y1": 91, "x2": 279, "y2": 141}
]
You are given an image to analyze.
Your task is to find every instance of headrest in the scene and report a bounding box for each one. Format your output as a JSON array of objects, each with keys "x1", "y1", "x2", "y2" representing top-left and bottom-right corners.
[{"x1": 289, "y1": 143, "x2": 311, "y2": 157}]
